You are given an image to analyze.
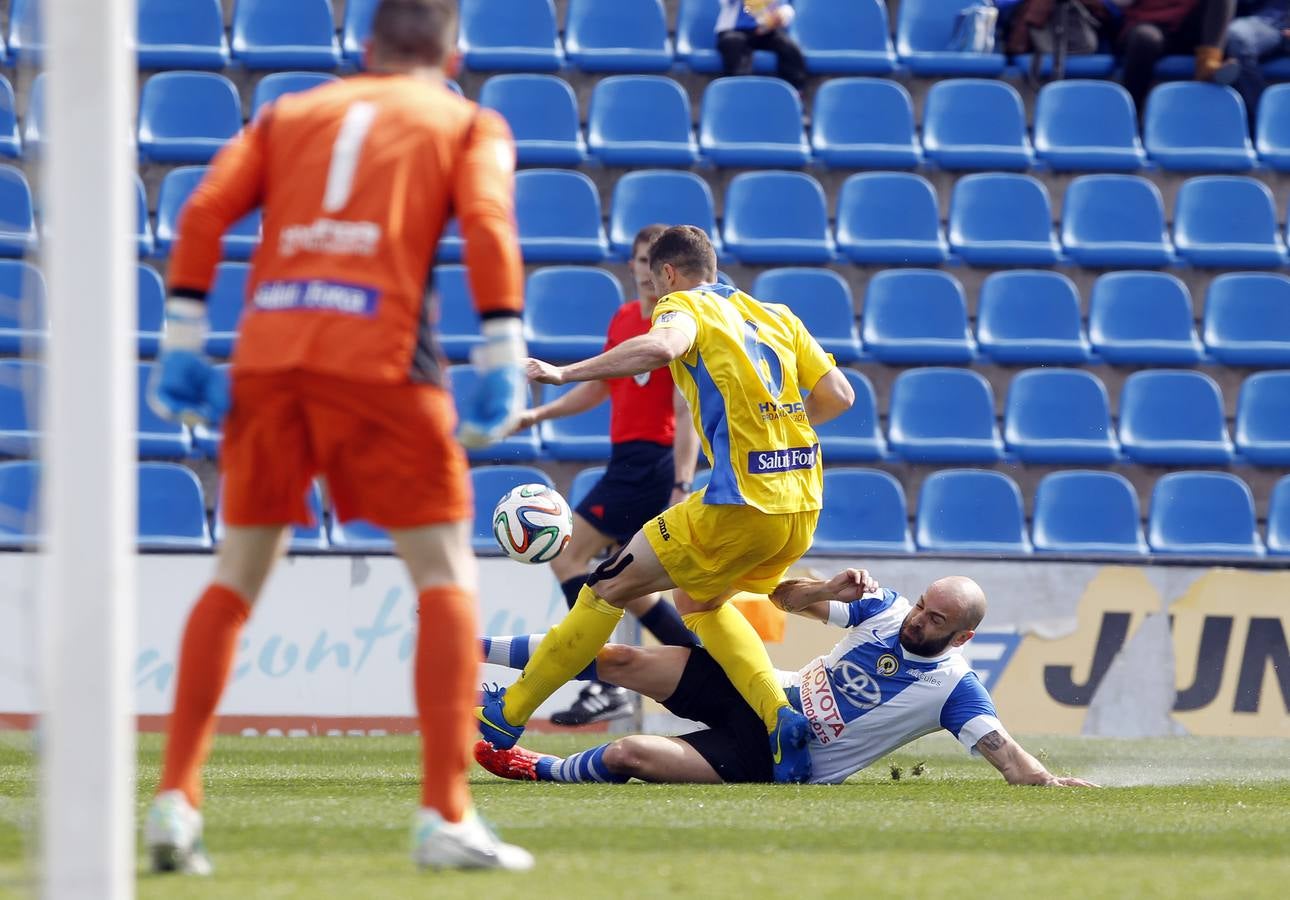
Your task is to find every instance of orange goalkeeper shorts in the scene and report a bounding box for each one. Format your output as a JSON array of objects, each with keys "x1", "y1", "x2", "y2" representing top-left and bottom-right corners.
[{"x1": 220, "y1": 370, "x2": 471, "y2": 530}]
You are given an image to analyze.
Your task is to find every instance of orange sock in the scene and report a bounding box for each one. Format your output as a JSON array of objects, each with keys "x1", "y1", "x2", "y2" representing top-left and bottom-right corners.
[
  {"x1": 158, "y1": 584, "x2": 250, "y2": 808},
  {"x1": 416, "y1": 586, "x2": 479, "y2": 823}
]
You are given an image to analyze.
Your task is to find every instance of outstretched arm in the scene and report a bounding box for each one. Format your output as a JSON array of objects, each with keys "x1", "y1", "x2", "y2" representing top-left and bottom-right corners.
[
  {"x1": 527, "y1": 329, "x2": 691, "y2": 385},
  {"x1": 975, "y1": 730, "x2": 1099, "y2": 787},
  {"x1": 770, "y1": 568, "x2": 880, "y2": 623},
  {"x1": 511, "y1": 378, "x2": 608, "y2": 433}
]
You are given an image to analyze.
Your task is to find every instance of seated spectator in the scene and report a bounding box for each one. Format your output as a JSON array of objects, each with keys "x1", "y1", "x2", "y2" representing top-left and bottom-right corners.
[
  {"x1": 1117, "y1": 0, "x2": 1238, "y2": 110},
  {"x1": 716, "y1": 0, "x2": 807, "y2": 92},
  {"x1": 1219, "y1": 0, "x2": 1289, "y2": 118}
]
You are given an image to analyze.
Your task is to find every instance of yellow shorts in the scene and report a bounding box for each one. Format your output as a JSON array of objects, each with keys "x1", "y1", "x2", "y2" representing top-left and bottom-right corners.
[{"x1": 644, "y1": 490, "x2": 819, "y2": 603}]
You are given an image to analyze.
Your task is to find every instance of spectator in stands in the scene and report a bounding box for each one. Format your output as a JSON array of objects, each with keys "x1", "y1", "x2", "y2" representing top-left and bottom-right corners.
[
  {"x1": 1116, "y1": 0, "x2": 1238, "y2": 110},
  {"x1": 716, "y1": 0, "x2": 808, "y2": 92},
  {"x1": 1219, "y1": 0, "x2": 1290, "y2": 118}
]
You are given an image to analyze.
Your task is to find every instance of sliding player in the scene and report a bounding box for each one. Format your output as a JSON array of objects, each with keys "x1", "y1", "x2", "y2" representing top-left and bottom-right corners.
[
  {"x1": 514, "y1": 223, "x2": 701, "y2": 726},
  {"x1": 476, "y1": 571, "x2": 1098, "y2": 788},
  {"x1": 144, "y1": 0, "x2": 533, "y2": 874},
  {"x1": 477, "y1": 225, "x2": 856, "y2": 783}
]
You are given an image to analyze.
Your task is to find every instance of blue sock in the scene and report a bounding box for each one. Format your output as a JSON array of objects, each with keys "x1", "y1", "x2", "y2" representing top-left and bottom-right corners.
[
  {"x1": 534, "y1": 743, "x2": 629, "y2": 784},
  {"x1": 480, "y1": 634, "x2": 599, "y2": 681},
  {"x1": 638, "y1": 600, "x2": 699, "y2": 648}
]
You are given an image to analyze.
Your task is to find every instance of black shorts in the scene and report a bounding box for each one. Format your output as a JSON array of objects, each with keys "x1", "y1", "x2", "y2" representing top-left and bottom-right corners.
[
  {"x1": 574, "y1": 440, "x2": 674, "y2": 544},
  {"x1": 664, "y1": 648, "x2": 773, "y2": 784}
]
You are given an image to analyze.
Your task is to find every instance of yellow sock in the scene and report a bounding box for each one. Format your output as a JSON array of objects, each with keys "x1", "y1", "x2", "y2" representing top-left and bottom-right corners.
[
  {"x1": 682, "y1": 603, "x2": 788, "y2": 733},
  {"x1": 502, "y1": 586, "x2": 624, "y2": 725}
]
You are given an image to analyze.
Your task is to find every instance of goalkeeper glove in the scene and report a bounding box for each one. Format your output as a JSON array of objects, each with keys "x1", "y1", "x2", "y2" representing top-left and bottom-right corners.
[
  {"x1": 458, "y1": 315, "x2": 527, "y2": 449},
  {"x1": 147, "y1": 297, "x2": 230, "y2": 428}
]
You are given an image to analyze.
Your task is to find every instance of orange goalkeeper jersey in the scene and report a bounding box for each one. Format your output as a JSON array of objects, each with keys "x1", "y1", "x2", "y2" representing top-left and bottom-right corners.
[{"x1": 167, "y1": 73, "x2": 523, "y2": 385}]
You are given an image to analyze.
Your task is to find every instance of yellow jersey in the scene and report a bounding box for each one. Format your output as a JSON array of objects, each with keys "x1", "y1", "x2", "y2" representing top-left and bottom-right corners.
[{"x1": 651, "y1": 282, "x2": 836, "y2": 515}]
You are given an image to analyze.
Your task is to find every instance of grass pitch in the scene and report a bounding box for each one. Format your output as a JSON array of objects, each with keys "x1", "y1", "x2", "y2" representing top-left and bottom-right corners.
[{"x1": 2, "y1": 733, "x2": 1289, "y2": 899}]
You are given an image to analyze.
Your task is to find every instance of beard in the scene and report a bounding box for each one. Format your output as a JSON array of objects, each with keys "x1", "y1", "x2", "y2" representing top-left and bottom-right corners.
[{"x1": 899, "y1": 618, "x2": 955, "y2": 657}]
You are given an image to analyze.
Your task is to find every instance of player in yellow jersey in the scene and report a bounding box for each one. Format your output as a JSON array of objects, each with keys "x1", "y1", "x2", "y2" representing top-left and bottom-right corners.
[{"x1": 477, "y1": 226, "x2": 855, "y2": 783}]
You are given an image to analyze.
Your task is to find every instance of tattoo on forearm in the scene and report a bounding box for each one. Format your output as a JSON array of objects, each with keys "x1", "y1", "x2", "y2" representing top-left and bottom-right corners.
[{"x1": 978, "y1": 730, "x2": 1007, "y2": 752}]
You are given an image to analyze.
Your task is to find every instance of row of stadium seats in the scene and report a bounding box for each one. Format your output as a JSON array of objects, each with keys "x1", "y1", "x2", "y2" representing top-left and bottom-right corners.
[
  {"x1": 22, "y1": 0, "x2": 1287, "y2": 82},
  {"x1": 7, "y1": 261, "x2": 1290, "y2": 370},
  {"x1": 7, "y1": 164, "x2": 1290, "y2": 268},
  {"x1": 3, "y1": 357, "x2": 1288, "y2": 468},
  {"x1": 1, "y1": 459, "x2": 1284, "y2": 559}
]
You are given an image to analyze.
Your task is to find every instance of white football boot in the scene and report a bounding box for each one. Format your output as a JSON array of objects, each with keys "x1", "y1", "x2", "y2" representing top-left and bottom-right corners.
[
  {"x1": 144, "y1": 789, "x2": 213, "y2": 876},
  {"x1": 412, "y1": 807, "x2": 534, "y2": 872}
]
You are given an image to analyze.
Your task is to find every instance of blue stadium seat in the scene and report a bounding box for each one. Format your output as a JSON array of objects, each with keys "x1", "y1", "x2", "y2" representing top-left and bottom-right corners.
[
  {"x1": 155, "y1": 167, "x2": 262, "y2": 260},
  {"x1": 793, "y1": 0, "x2": 897, "y2": 74},
  {"x1": 699, "y1": 77, "x2": 810, "y2": 167},
  {"x1": 1148, "y1": 471, "x2": 1263, "y2": 557},
  {"x1": 1061, "y1": 175, "x2": 1174, "y2": 267},
  {"x1": 251, "y1": 72, "x2": 339, "y2": 117},
  {"x1": 921, "y1": 79, "x2": 1033, "y2": 170},
  {"x1": 525, "y1": 266, "x2": 623, "y2": 362},
  {"x1": 587, "y1": 76, "x2": 698, "y2": 167},
  {"x1": 1267, "y1": 476, "x2": 1290, "y2": 556},
  {"x1": 134, "y1": 175, "x2": 154, "y2": 257},
  {"x1": 6, "y1": 0, "x2": 41, "y2": 64},
  {"x1": 1032, "y1": 471, "x2": 1147, "y2": 555},
  {"x1": 137, "y1": 0, "x2": 230, "y2": 69},
  {"x1": 810, "y1": 370, "x2": 886, "y2": 462},
  {"x1": 436, "y1": 219, "x2": 464, "y2": 263},
  {"x1": 479, "y1": 75, "x2": 585, "y2": 165},
  {"x1": 136, "y1": 362, "x2": 191, "y2": 459},
  {"x1": 0, "y1": 76, "x2": 20, "y2": 158},
  {"x1": 137, "y1": 463, "x2": 211, "y2": 549},
  {"x1": 1144, "y1": 83, "x2": 1256, "y2": 171},
  {"x1": 515, "y1": 170, "x2": 609, "y2": 262},
  {"x1": 0, "y1": 166, "x2": 37, "y2": 257},
  {"x1": 0, "y1": 359, "x2": 38, "y2": 457},
  {"x1": 887, "y1": 368, "x2": 1003, "y2": 463},
  {"x1": 231, "y1": 0, "x2": 341, "y2": 69},
  {"x1": 21, "y1": 74, "x2": 44, "y2": 157},
  {"x1": 753, "y1": 268, "x2": 861, "y2": 362},
  {"x1": 811, "y1": 468, "x2": 913, "y2": 554},
  {"x1": 341, "y1": 0, "x2": 376, "y2": 66},
  {"x1": 459, "y1": 0, "x2": 563, "y2": 71},
  {"x1": 915, "y1": 469, "x2": 1031, "y2": 554},
  {"x1": 537, "y1": 383, "x2": 611, "y2": 461},
  {"x1": 327, "y1": 516, "x2": 393, "y2": 553},
  {"x1": 214, "y1": 481, "x2": 327, "y2": 551},
  {"x1": 138, "y1": 72, "x2": 242, "y2": 164},
  {"x1": 1202, "y1": 273, "x2": 1290, "y2": 366},
  {"x1": 1255, "y1": 83, "x2": 1290, "y2": 170},
  {"x1": 1032, "y1": 80, "x2": 1146, "y2": 171},
  {"x1": 608, "y1": 170, "x2": 719, "y2": 258},
  {"x1": 976, "y1": 270, "x2": 1090, "y2": 364},
  {"x1": 1173, "y1": 176, "x2": 1286, "y2": 267},
  {"x1": 948, "y1": 174, "x2": 1061, "y2": 265},
  {"x1": 206, "y1": 263, "x2": 248, "y2": 358},
  {"x1": 676, "y1": 0, "x2": 776, "y2": 73},
  {"x1": 448, "y1": 365, "x2": 540, "y2": 463},
  {"x1": 1235, "y1": 371, "x2": 1290, "y2": 465},
  {"x1": 896, "y1": 0, "x2": 1007, "y2": 75},
  {"x1": 810, "y1": 78, "x2": 921, "y2": 169},
  {"x1": 722, "y1": 172, "x2": 835, "y2": 264},
  {"x1": 835, "y1": 172, "x2": 948, "y2": 264},
  {"x1": 564, "y1": 0, "x2": 672, "y2": 72},
  {"x1": 0, "y1": 460, "x2": 39, "y2": 545},
  {"x1": 137, "y1": 264, "x2": 165, "y2": 358},
  {"x1": 470, "y1": 466, "x2": 555, "y2": 554},
  {"x1": 1004, "y1": 368, "x2": 1119, "y2": 464},
  {"x1": 1119, "y1": 370, "x2": 1234, "y2": 465},
  {"x1": 434, "y1": 265, "x2": 480, "y2": 362},
  {"x1": 1088, "y1": 271, "x2": 1204, "y2": 364},
  {"x1": 569, "y1": 465, "x2": 607, "y2": 510},
  {"x1": 861, "y1": 269, "x2": 975, "y2": 364},
  {"x1": 0, "y1": 260, "x2": 45, "y2": 355}
]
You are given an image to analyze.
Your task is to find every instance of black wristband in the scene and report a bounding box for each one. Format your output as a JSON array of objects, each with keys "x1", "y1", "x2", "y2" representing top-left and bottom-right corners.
[{"x1": 674, "y1": 481, "x2": 693, "y2": 492}]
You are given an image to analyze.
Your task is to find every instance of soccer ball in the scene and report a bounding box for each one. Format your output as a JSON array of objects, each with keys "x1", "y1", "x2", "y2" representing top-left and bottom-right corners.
[{"x1": 492, "y1": 484, "x2": 573, "y2": 564}]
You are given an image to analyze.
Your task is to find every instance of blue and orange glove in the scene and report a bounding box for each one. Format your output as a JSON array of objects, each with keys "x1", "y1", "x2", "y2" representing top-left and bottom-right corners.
[
  {"x1": 147, "y1": 298, "x2": 230, "y2": 428},
  {"x1": 458, "y1": 315, "x2": 528, "y2": 449}
]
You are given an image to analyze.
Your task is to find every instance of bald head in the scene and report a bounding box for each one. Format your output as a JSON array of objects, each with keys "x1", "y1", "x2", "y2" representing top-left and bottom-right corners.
[{"x1": 925, "y1": 576, "x2": 987, "y2": 631}]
